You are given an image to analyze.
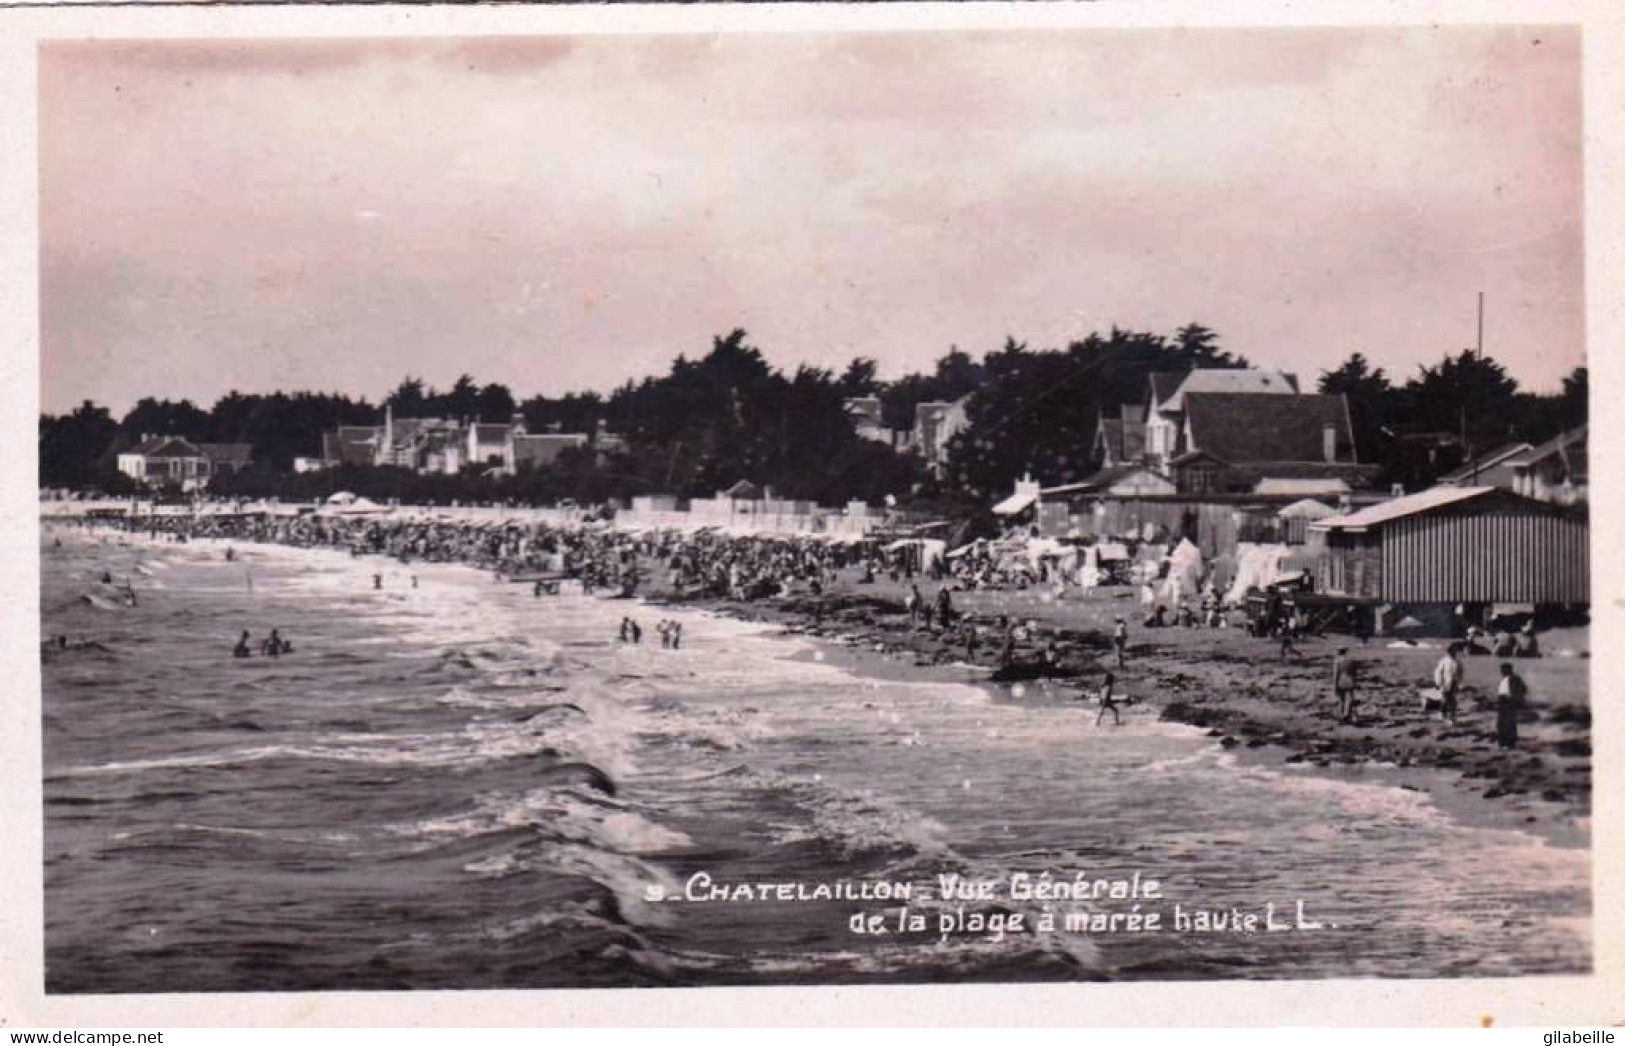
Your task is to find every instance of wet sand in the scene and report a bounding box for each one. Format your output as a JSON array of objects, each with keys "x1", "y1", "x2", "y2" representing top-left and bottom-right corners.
[{"x1": 653, "y1": 578, "x2": 1591, "y2": 850}]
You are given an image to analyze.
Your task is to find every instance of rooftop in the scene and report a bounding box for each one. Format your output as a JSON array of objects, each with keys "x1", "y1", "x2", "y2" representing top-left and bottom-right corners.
[
  {"x1": 1161, "y1": 368, "x2": 1299, "y2": 413},
  {"x1": 1436, "y1": 442, "x2": 1534, "y2": 484},
  {"x1": 1312, "y1": 486, "x2": 1498, "y2": 531},
  {"x1": 1182, "y1": 392, "x2": 1355, "y2": 465},
  {"x1": 1514, "y1": 425, "x2": 1587, "y2": 469}
]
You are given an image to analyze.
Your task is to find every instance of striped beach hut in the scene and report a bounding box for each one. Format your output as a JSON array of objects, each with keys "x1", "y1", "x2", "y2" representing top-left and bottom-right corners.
[{"x1": 1309, "y1": 486, "x2": 1588, "y2": 606}]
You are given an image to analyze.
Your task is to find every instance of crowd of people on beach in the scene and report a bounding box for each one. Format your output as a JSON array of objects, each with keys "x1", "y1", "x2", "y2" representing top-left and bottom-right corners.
[{"x1": 52, "y1": 506, "x2": 1547, "y2": 749}]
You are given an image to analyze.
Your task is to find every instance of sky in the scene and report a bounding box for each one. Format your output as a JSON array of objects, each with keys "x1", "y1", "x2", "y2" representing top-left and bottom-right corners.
[{"x1": 39, "y1": 26, "x2": 1584, "y2": 417}]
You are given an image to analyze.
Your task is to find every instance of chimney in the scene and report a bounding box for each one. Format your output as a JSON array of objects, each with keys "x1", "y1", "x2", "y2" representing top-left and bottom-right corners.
[{"x1": 1323, "y1": 423, "x2": 1338, "y2": 463}]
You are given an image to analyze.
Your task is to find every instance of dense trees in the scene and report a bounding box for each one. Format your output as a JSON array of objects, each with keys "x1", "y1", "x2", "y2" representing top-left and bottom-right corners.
[
  {"x1": 595, "y1": 330, "x2": 921, "y2": 503},
  {"x1": 40, "y1": 323, "x2": 1588, "y2": 504},
  {"x1": 1317, "y1": 353, "x2": 1397, "y2": 474},
  {"x1": 878, "y1": 347, "x2": 986, "y2": 430},
  {"x1": 944, "y1": 326, "x2": 1249, "y2": 497},
  {"x1": 1316, "y1": 351, "x2": 1588, "y2": 489},
  {"x1": 383, "y1": 375, "x2": 516, "y2": 424},
  {"x1": 39, "y1": 400, "x2": 126, "y2": 491}
]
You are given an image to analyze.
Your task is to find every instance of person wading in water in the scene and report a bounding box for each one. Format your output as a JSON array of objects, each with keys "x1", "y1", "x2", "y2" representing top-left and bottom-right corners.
[
  {"x1": 1094, "y1": 672, "x2": 1122, "y2": 727},
  {"x1": 1332, "y1": 648, "x2": 1358, "y2": 723}
]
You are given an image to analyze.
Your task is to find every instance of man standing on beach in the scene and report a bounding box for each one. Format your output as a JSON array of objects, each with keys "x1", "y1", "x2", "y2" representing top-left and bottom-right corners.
[
  {"x1": 1332, "y1": 648, "x2": 1357, "y2": 723},
  {"x1": 1433, "y1": 644, "x2": 1463, "y2": 721},
  {"x1": 1496, "y1": 662, "x2": 1527, "y2": 749},
  {"x1": 1279, "y1": 622, "x2": 1300, "y2": 661},
  {"x1": 1112, "y1": 617, "x2": 1128, "y2": 668}
]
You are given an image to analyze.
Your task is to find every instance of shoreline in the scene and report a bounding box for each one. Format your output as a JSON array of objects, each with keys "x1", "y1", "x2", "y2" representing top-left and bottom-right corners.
[
  {"x1": 48, "y1": 520, "x2": 1591, "y2": 851},
  {"x1": 648, "y1": 585, "x2": 1591, "y2": 852}
]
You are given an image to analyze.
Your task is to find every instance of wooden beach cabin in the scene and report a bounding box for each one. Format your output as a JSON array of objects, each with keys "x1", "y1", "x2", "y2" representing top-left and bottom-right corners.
[{"x1": 1309, "y1": 486, "x2": 1588, "y2": 612}]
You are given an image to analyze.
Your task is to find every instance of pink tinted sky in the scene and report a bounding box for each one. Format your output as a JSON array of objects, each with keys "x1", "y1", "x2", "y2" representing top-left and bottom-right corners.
[{"x1": 40, "y1": 27, "x2": 1583, "y2": 416}]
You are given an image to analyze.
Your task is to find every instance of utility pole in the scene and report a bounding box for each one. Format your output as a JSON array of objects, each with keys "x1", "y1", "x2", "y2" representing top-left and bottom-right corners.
[
  {"x1": 1476, "y1": 291, "x2": 1485, "y2": 360},
  {"x1": 1468, "y1": 292, "x2": 1485, "y2": 485}
]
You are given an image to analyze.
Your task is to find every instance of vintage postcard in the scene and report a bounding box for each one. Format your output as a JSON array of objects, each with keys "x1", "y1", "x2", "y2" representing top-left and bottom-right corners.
[{"x1": 2, "y1": 0, "x2": 1622, "y2": 1028}]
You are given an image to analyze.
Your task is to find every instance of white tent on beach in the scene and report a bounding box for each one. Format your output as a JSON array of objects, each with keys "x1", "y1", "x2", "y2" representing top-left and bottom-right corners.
[
  {"x1": 320, "y1": 491, "x2": 391, "y2": 516},
  {"x1": 1276, "y1": 498, "x2": 1337, "y2": 521},
  {"x1": 1159, "y1": 538, "x2": 1205, "y2": 603},
  {"x1": 1224, "y1": 543, "x2": 1293, "y2": 605},
  {"x1": 885, "y1": 538, "x2": 947, "y2": 573}
]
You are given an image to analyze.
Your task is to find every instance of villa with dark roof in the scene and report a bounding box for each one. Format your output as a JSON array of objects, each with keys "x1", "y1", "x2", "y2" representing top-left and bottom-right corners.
[
  {"x1": 1085, "y1": 368, "x2": 1372, "y2": 498},
  {"x1": 1167, "y1": 391, "x2": 1374, "y2": 495},
  {"x1": 116, "y1": 436, "x2": 255, "y2": 491}
]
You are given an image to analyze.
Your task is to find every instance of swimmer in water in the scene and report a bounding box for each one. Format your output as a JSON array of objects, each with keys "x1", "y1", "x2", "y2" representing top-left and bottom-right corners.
[
  {"x1": 225, "y1": 547, "x2": 235, "y2": 562},
  {"x1": 373, "y1": 573, "x2": 383, "y2": 590},
  {"x1": 411, "y1": 575, "x2": 419, "y2": 589},
  {"x1": 233, "y1": 630, "x2": 252, "y2": 658}
]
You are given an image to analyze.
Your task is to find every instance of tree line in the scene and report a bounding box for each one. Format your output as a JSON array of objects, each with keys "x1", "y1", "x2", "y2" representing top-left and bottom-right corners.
[{"x1": 39, "y1": 324, "x2": 1586, "y2": 505}]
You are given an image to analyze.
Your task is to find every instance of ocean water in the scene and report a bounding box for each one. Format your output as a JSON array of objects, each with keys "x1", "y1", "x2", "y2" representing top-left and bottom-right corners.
[{"x1": 40, "y1": 530, "x2": 1590, "y2": 992}]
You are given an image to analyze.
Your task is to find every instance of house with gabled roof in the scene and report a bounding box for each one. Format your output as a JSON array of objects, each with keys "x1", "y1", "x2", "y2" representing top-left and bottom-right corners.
[
  {"x1": 116, "y1": 436, "x2": 254, "y2": 491},
  {"x1": 1511, "y1": 426, "x2": 1586, "y2": 506},
  {"x1": 1169, "y1": 391, "x2": 1371, "y2": 496},
  {"x1": 1086, "y1": 368, "x2": 1361, "y2": 496},
  {"x1": 469, "y1": 418, "x2": 517, "y2": 468},
  {"x1": 1435, "y1": 442, "x2": 1534, "y2": 491},
  {"x1": 913, "y1": 394, "x2": 972, "y2": 476},
  {"x1": 508, "y1": 432, "x2": 589, "y2": 473},
  {"x1": 1142, "y1": 367, "x2": 1299, "y2": 471},
  {"x1": 322, "y1": 425, "x2": 382, "y2": 467},
  {"x1": 1091, "y1": 403, "x2": 1148, "y2": 468},
  {"x1": 197, "y1": 442, "x2": 254, "y2": 473}
]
